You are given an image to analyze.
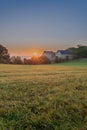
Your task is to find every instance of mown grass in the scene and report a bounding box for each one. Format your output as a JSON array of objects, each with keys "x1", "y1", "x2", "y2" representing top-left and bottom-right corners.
[{"x1": 0, "y1": 63, "x2": 87, "y2": 130}]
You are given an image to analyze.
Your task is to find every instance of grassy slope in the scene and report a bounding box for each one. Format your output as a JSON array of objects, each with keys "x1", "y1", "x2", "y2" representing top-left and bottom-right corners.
[
  {"x1": 57, "y1": 58, "x2": 87, "y2": 66},
  {"x1": 0, "y1": 63, "x2": 87, "y2": 130}
]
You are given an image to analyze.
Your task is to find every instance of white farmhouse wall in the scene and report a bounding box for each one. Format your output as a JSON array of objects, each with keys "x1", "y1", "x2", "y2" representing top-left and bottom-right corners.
[{"x1": 56, "y1": 52, "x2": 72, "y2": 60}]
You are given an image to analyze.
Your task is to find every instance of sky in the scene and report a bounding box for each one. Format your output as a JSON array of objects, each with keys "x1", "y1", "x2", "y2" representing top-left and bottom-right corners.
[{"x1": 0, "y1": 0, "x2": 87, "y2": 56}]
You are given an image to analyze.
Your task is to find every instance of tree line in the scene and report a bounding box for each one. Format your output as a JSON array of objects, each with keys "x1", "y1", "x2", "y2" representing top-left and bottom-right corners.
[
  {"x1": 0, "y1": 44, "x2": 87, "y2": 64},
  {"x1": 68, "y1": 45, "x2": 87, "y2": 59},
  {"x1": 10, "y1": 55, "x2": 51, "y2": 64},
  {"x1": 0, "y1": 44, "x2": 51, "y2": 64}
]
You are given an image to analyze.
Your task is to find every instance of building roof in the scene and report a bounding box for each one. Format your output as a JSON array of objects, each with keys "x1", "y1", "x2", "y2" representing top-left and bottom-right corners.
[
  {"x1": 57, "y1": 50, "x2": 72, "y2": 55},
  {"x1": 43, "y1": 51, "x2": 54, "y2": 54},
  {"x1": 43, "y1": 51, "x2": 55, "y2": 55}
]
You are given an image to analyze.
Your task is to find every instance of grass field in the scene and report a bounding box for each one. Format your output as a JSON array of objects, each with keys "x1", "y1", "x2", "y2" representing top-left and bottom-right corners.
[
  {"x1": 56, "y1": 58, "x2": 87, "y2": 66},
  {"x1": 0, "y1": 62, "x2": 87, "y2": 130}
]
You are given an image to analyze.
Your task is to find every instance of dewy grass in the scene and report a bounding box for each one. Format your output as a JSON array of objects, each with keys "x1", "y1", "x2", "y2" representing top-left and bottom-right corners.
[{"x1": 0, "y1": 64, "x2": 87, "y2": 130}]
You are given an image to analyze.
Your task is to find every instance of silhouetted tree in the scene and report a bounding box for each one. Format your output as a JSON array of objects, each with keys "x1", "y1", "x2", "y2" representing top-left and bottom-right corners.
[
  {"x1": 77, "y1": 45, "x2": 87, "y2": 58},
  {"x1": 10, "y1": 56, "x2": 22, "y2": 64},
  {"x1": 31, "y1": 56, "x2": 39, "y2": 64},
  {"x1": 55, "y1": 56, "x2": 59, "y2": 63},
  {"x1": 23, "y1": 58, "x2": 32, "y2": 65},
  {"x1": 67, "y1": 45, "x2": 87, "y2": 59},
  {"x1": 0, "y1": 44, "x2": 10, "y2": 63},
  {"x1": 38, "y1": 56, "x2": 51, "y2": 64}
]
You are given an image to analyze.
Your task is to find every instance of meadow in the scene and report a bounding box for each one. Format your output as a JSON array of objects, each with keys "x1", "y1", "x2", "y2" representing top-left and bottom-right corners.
[{"x1": 0, "y1": 62, "x2": 87, "y2": 130}]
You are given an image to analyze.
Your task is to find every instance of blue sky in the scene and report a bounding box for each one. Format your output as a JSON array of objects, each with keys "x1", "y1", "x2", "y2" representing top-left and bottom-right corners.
[{"x1": 0, "y1": 0, "x2": 87, "y2": 55}]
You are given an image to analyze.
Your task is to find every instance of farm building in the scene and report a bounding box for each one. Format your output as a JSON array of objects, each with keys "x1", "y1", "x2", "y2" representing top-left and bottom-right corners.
[
  {"x1": 43, "y1": 51, "x2": 55, "y2": 62},
  {"x1": 55, "y1": 50, "x2": 73, "y2": 60}
]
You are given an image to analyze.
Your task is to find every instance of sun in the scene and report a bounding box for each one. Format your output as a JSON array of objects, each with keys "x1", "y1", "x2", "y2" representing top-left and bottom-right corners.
[{"x1": 33, "y1": 52, "x2": 38, "y2": 57}]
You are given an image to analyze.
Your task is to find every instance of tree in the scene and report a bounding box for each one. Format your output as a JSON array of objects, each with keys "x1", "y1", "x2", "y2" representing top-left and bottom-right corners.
[
  {"x1": 67, "y1": 45, "x2": 87, "y2": 59},
  {"x1": 38, "y1": 56, "x2": 51, "y2": 64},
  {"x1": 10, "y1": 56, "x2": 22, "y2": 64},
  {"x1": 23, "y1": 58, "x2": 32, "y2": 65},
  {"x1": 0, "y1": 44, "x2": 10, "y2": 63},
  {"x1": 77, "y1": 45, "x2": 87, "y2": 58},
  {"x1": 31, "y1": 56, "x2": 39, "y2": 64}
]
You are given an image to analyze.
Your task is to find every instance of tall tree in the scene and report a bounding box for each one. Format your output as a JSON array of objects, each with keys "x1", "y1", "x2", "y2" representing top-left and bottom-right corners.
[{"x1": 0, "y1": 44, "x2": 10, "y2": 63}]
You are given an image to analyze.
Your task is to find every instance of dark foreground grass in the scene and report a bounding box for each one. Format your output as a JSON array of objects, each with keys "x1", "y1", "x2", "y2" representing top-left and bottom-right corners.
[{"x1": 0, "y1": 64, "x2": 87, "y2": 130}]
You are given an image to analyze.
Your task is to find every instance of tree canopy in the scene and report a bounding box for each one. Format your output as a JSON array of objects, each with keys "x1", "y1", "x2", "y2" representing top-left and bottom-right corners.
[{"x1": 0, "y1": 44, "x2": 10, "y2": 63}]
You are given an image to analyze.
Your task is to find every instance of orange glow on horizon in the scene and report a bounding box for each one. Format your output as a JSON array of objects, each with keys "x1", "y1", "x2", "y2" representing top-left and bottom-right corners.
[
  {"x1": 33, "y1": 52, "x2": 38, "y2": 57},
  {"x1": 8, "y1": 45, "x2": 63, "y2": 57},
  {"x1": 9, "y1": 47, "x2": 43, "y2": 57}
]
